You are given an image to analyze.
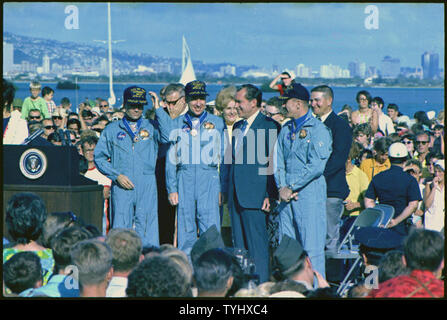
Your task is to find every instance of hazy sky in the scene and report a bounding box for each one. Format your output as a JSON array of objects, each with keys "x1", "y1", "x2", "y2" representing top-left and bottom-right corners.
[{"x1": 3, "y1": 2, "x2": 444, "y2": 70}]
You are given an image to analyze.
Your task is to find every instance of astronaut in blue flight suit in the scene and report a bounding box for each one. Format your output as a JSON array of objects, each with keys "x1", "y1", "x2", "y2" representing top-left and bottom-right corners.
[
  {"x1": 155, "y1": 80, "x2": 225, "y2": 257},
  {"x1": 94, "y1": 86, "x2": 160, "y2": 248},
  {"x1": 274, "y1": 83, "x2": 333, "y2": 278}
]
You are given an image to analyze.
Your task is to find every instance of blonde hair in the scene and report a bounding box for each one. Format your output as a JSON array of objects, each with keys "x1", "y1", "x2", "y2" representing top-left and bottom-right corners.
[
  {"x1": 215, "y1": 85, "x2": 237, "y2": 113},
  {"x1": 30, "y1": 81, "x2": 41, "y2": 90}
]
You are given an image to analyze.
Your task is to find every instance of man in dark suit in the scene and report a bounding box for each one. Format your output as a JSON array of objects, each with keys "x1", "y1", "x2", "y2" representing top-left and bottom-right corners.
[
  {"x1": 310, "y1": 85, "x2": 352, "y2": 253},
  {"x1": 223, "y1": 84, "x2": 280, "y2": 283}
]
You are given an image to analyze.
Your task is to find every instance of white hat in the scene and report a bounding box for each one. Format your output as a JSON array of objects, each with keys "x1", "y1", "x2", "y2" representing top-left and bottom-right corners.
[
  {"x1": 389, "y1": 142, "x2": 409, "y2": 158},
  {"x1": 427, "y1": 110, "x2": 436, "y2": 120},
  {"x1": 434, "y1": 159, "x2": 445, "y2": 171}
]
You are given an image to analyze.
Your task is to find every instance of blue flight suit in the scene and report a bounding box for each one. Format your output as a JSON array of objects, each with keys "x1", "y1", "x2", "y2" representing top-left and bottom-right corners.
[
  {"x1": 94, "y1": 118, "x2": 160, "y2": 247},
  {"x1": 156, "y1": 108, "x2": 225, "y2": 256},
  {"x1": 274, "y1": 110, "x2": 333, "y2": 277}
]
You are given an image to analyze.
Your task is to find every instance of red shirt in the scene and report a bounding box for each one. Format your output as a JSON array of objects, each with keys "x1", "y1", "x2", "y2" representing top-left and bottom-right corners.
[{"x1": 368, "y1": 270, "x2": 444, "y2": 298}]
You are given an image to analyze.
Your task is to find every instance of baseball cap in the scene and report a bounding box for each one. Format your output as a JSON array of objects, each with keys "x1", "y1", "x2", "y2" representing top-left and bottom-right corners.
[
  {"x1": 123, "y1": 86, "x2": 148, "y2": 106},
  {"x1": 280, "y1": 83, "x2": 309, "y2": 102},
  {"x1": 185, "y1": 80, "x2": 208, "y2": 98},
  {"x1": 388, "y1": 142, "x2": 409, "y2": 158}
]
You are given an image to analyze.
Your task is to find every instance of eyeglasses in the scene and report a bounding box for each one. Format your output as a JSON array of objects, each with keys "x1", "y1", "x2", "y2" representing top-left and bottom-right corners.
[
  {"x1": 402, "y1": 140, "x2": 413, "y2": 144},
  {"x1": 29, "y1": 116, "x2": 41, "y2": 120},
  {"x1": 100, "y1": 104, "x2": 109, "y2": 108},
  {"x1": 52, "y1": 116, "x2": 63, "y2": 120},
  {"x1": 44, "y1": 125, "x2": 56, "y2": 130},
  {"x1": 165, "y1": 97, "x2": 183, "y2": 106},
  {"x1": 358, "y1": 98, "x2": 368, "y2": 102},
  {"x1": 415, "y1": 141, "x2": 429, "y2": 145}
]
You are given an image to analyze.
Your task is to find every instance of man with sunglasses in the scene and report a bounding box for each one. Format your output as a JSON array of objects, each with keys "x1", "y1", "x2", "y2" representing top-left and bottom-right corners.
[
  {"x1": 41, "y1": 118, "x2": 56, "y2": 140},
  {"x1": 27, "y1": 109, "x2": 43, "y2": 122},
  {"x1": 95, "y1": 86, "x2": 160, "y2": 248}
]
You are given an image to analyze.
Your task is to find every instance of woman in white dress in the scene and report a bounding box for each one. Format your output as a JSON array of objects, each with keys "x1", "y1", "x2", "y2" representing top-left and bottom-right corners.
[{"x1": 424, "y1": 160, "x2": 445, "y2": 232}]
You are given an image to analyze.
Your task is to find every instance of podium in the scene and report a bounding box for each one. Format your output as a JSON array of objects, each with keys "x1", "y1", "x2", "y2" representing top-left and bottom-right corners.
[{"x1": 3, "y1": 145, "x2": 104, "y2": 240}]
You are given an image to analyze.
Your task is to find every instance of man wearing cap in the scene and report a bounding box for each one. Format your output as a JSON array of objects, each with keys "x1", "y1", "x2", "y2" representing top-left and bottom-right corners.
[
  {"x1": 275, "y1": 83, "x2": 332, "y2": 278},
  {"x1": 94, "y1": 86, "x2": 160, "y2": 247},
  {"x1": 272, "y1": 235, "x2": 330, "y2": 292},
  {"x1": 364, "y1": 142, "x2": 422, "y2": 236},
  {"x1": 155, "y1": 80, "x2": 225, "y2": 257},
  {"x1": 310, "y1": 85, "x2": 352, "y2": 255}
]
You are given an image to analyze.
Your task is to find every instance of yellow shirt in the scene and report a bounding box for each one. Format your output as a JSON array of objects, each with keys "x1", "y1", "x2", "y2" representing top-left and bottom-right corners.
[
  {"x1": 345, "y1": 166, "x2": 370, "y2": 216},
  {"x1": 360, "y1": 158, "x2": 391, "y2": 182}
]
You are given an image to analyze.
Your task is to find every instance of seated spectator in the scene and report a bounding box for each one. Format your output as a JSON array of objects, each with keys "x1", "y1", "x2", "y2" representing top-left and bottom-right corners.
[
  {"x1": 423, "y1": 160, "x2": 444, "y2": 232},
  {"x1": 414, "y1": 131, "x2": 432, "y2": 178},
  {"x1": 3, "y1": 78, "x2": 29, "y2": 144},
  {"x1": 404, "y1": 159, "x2": 425, "y2": 228},
  {"x1": 67, "y1": 118, "x2": 82, "y2": 137},
  {"x1": 360, "y1": 137, "x2": 392, "y2": 181},
  {"x1": 194, "y1": 248, "x2": 235, "y2": 297},
  {"x1": 401, "y1": 133, "x2": 416, "y2": 158},
  {"x1": 26, "y1": 226, "x2": 91, "y2": 297},
  {"x1": 3, "y1": 251, "x2": 43, "y2": 297},
  {"x1": 25, "y1": 119, "x2": 53, "y2": 146},
  {"x1": 346, "y1": 227, "x2": 405, "y2": 298},
  {"x1": 378, "y1": 250, "x2": 408, "y2": 284},
  {"x1": 27, "y1": 109, "x2": 43, "y2": 122},
  {"x1": 41, "y1": 118, "x2": 56, "y2": 140},
  {"x1": 368, "y1": 229, "x2": 444, "y2": 298},
  {"x1": 371, "y1": 96, "x2": 395, "y2": 136},
  {"x1": 67, "y1": 112, "x2": 80, "y2": 121},
  {"x1": 431, "y1": 124, "x2": 444, "y2": 155},
  {"x1": 343, "y1": 142, "x2": 370, "y2": 224},
  {"x1": 126, "y1": 255, "x2": 193, "y2": 297},
  {"x1": 353, "y1": 123, "x2": 374, "y2": 150},
  {"x1": 39, "y1": 211, "x2": 82, "y2": 249},
  {"x1": 272, "y1": 235, "x2": 329, "y2": 293},
  {"x1": 48, "y1": 132, "x2": 63, "y2": 146},
  {"x1": 105, "y1": 228, "x2": 144, "y2": 297},
  {"x1": 52, "y1": 109, "x2": 66, "y2": 130},
  {"x1": 159, "y1": 244, "x2": 194, "y2": 293},
  {"x1": 4, "y1": 193, "x2": 55, "y2": 287},
  {"x1": 70, "y1": 239, "x2": 114, "y2": 297}
]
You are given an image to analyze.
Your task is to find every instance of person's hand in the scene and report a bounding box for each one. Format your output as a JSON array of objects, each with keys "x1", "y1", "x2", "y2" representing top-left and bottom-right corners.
[
  {"x1": 103, "y1": 186, "x2": 110, "y2": 199},
  {"x1": 314, "y1": 270, "x2": 330, "y2": 288},
  {"x1": 148, "y1": 91, "x2": 160, "y2": 109},
  {"x1": 168, "y1": 192, "x2": 179, "y2": 206},
  {"x1": 116, "y1": 174, "x2": 135, "y2": 190},
  {"x1": 386, "y1": 219, "x2": 398, "y2": 228},
  {"x1": 261, "y1": 197, "x2": 270, "y2": 212},
  {"x1": 279, "y1": 187, "x2": 298, "y2": 202},
  {"x1": 344, "y1": 200, "x2": 359, "y2": 211},
  {"x1": 414, "y1": 209, "x2": 424, "y2": 216},
  {"x1": 432, "y1": 176, "x2": 440, "y2": 189}
]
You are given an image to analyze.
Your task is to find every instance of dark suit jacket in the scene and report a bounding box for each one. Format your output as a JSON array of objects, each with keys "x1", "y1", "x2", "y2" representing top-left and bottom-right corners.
[
  {"x1": 225, "y1": 112, "x2": 280, "y2": 209},
  {"x1": 323, "y1": 111, "x2": 352, "y2": 200}
]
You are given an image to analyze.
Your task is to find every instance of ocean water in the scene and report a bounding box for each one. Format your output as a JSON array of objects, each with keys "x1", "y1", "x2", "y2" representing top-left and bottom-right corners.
[{"x1": 12, "y1": 81, "x2": 445, "y2": 118}]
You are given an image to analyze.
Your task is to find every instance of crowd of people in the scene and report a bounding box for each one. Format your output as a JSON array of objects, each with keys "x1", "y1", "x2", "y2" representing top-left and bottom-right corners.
[{"x1": 2, "y1": 75, "x2": 445, "y2": 298}]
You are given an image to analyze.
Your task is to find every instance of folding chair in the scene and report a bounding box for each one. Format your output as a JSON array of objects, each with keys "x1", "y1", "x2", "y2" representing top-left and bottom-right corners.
[
  {"x1": 374, "y1": 204, "x2": 395, "y2": 227},
  {"x1": 326, "y1": 208, "x2": 384, "y2": 296}
]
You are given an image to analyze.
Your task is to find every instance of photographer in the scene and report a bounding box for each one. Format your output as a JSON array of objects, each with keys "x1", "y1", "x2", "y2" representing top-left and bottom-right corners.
[{"x1": 269, "y1": 71, "x2": 295, "y2": 96}]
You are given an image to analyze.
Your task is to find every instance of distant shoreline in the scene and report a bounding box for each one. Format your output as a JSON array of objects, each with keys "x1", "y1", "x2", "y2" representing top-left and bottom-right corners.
[{"x1": 10, "y1": 79, "x2": 445, "y2": 89}]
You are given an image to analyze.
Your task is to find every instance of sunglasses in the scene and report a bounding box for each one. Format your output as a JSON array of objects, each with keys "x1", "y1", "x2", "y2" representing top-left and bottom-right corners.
[
  {"x1": 44, "y1": 125, "x2": 56, "y2": 130},
  {"x1": 93, "y1": 128, "x2": 103, "y2": 133},
  {"x1": 402, "y1": 140, "x2": 413, "y2": 144},
  {"x1": 164, "y1": 97, "x2": 183, "y2": 106},
  {"x1": 128, "y1": 105, "x2": 144, "y2": 110},
  {"x1": 29, "y1": 116, "x2": 41, "y2": 120},
  {"x1": 100, "y1": 104, "x2": 109, "y2": 108},
  {"x1": 415, "y1": 141, "x2": 429, "y2": 145},
  {"x1": 52, "y1": 116, "x2": 63, "y2": 120}
]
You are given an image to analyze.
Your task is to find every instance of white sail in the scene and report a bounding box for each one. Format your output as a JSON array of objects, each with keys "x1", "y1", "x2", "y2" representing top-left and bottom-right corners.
[
  {"x1": 107, "y1": 2, "x2": 116, "y2": 107},
  {"x1": 179, "y1": 36, "x2": 196, "y2": 85}
]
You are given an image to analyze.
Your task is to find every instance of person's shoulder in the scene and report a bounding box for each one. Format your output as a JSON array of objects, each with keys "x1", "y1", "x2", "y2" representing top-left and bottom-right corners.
[{"x1": 262, "y1": 113, "x2": 281, "y2": 129}]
